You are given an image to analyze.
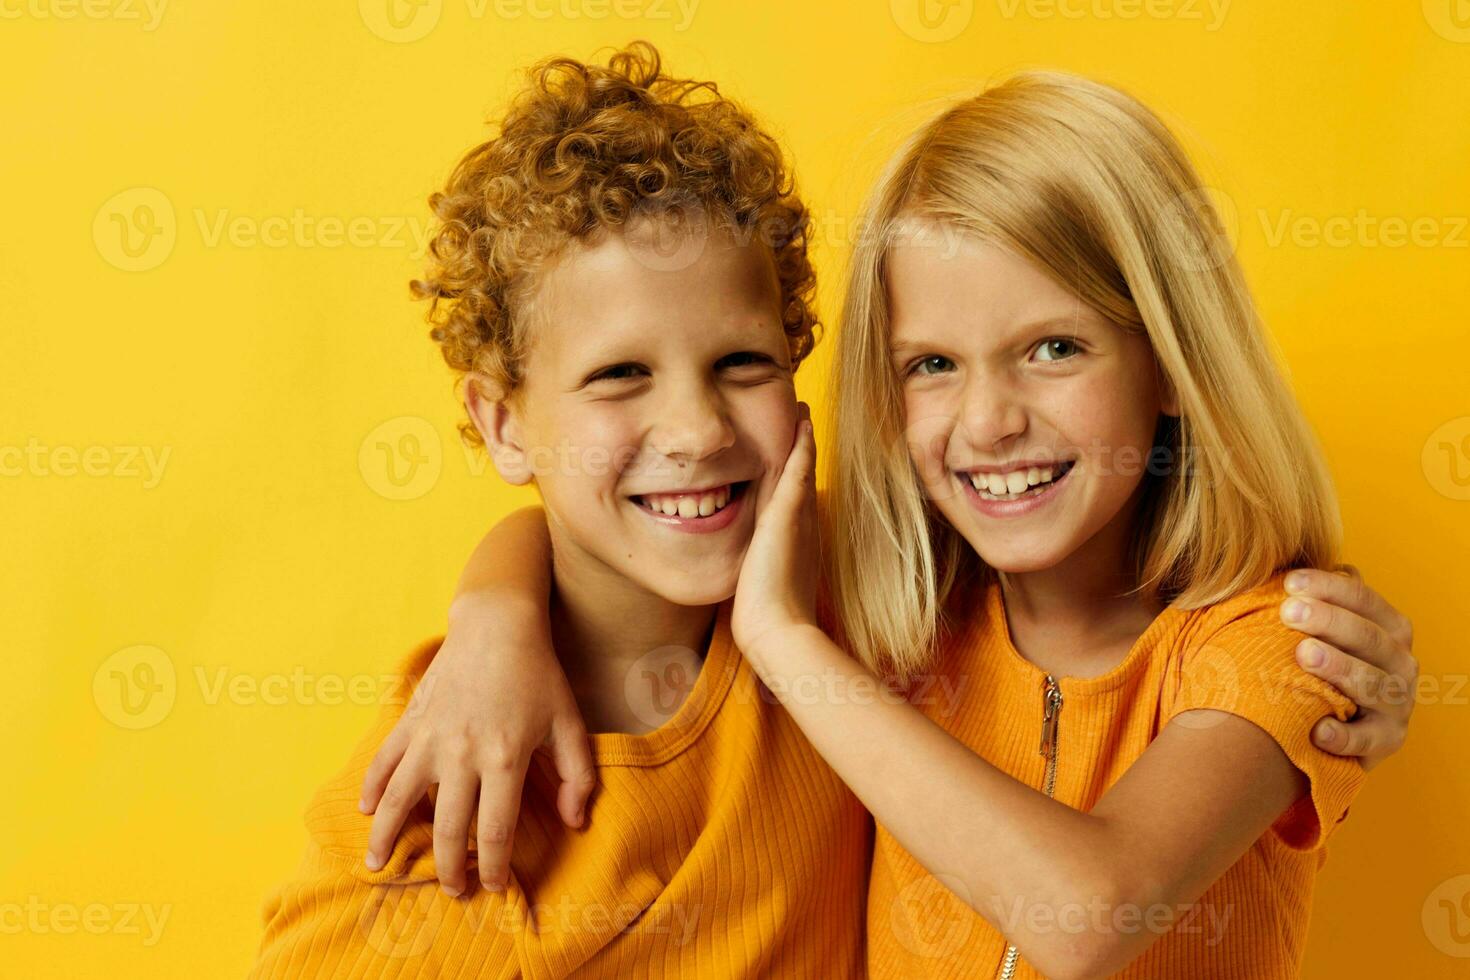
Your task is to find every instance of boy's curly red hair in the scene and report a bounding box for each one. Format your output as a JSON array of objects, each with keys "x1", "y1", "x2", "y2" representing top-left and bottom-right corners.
[{"x1": 411, "y1": 41, "x2": 819, "y2": 448}]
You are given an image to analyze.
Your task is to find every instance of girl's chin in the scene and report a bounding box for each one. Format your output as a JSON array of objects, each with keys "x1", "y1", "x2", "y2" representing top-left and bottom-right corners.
[{"x1": 960, "y1": 533, "x2": 1077, "y2": 576}]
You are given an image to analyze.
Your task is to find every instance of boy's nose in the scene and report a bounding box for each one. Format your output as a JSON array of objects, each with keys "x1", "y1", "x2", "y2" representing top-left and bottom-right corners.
[{"x1": 649, "y1": 391, "x2": 736, "y2": 466}]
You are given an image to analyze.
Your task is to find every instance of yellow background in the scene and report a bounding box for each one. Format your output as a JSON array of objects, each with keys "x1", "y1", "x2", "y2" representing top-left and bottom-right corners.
[{"x1": 4, "y1": 1, "x2": 1468, "y2": 975}]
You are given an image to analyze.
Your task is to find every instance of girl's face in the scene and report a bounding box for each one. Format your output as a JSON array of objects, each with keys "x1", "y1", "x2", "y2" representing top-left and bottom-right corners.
[
  {"x1": 886, "y1": 218, "x2": 1177, "y2": 576},
  {"x1": 478, "y1": 223, "x2": 799, "y2": 607}
]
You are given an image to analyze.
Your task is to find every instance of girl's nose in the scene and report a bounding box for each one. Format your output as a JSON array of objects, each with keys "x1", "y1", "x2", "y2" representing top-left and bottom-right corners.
[{"x1": 958, "y1": 376, "x2": 1029, "y2": 453}]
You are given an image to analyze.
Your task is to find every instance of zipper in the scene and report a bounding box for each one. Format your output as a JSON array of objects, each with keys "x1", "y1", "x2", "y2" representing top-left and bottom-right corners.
[{"x1": 997, "y1": 674, "x2": 1064, "y2": 980}]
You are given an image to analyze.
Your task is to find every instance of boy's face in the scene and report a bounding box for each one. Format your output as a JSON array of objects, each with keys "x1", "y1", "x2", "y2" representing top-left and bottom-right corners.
[{"x1": 475, "y1": 222, "x2": 799, "y2": 607}]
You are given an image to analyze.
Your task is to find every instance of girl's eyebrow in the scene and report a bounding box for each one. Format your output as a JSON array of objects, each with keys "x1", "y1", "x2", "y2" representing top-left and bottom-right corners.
[{"x1": 888, "y1": 313, "x2": 1088, "y2": 357}]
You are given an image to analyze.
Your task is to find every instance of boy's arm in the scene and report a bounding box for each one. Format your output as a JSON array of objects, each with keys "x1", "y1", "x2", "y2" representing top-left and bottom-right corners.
[
  {"x1": 1279, "y1": 565, "x2": 1418, "y2": 769},
  {"x1": 358, "y1": 506, "x2": 593, "y2": 898}
]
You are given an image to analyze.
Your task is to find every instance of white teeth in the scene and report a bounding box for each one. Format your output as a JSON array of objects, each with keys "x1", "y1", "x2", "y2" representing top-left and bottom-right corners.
[
  {"x1": 638, "y1": 484, "x2": 737, "y2": 518},
  {"x1": 966, "y1": 463, "x2": 1069, "y2": 500}
]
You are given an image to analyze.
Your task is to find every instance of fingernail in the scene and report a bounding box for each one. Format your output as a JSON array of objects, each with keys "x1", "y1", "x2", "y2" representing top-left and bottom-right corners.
[
  {"x1": 1317, "y1": 720, "x2": 1341, "y2": 744},
  {"x1": 365, "y1": 851, "x2": 383, "y2": 870},
  {"x1": 358, "y1": 798, "x2": 369, "y2": 813},
  {"x1": 442, "y1": 882, "x2": 463, "y2": 898},
  {"x1": 575, "y1": 808, "x2": 585, "y2": 827},
  {"x1": 1297, "y1": 641, "x2": 1323, "y2": 668},
  {"x1": 1282, "y1": 599, "x2": 1308, "y2": 624},
  {"x1": 484, "y1": 880, "x2": 505, "y2": 893},
  {"x1": 1285, "y1": 572, "x2": 1308, "y2": 594}
]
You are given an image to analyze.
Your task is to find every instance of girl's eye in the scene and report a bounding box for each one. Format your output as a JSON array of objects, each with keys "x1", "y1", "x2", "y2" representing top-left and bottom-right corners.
[
  {"x1": 1033, "y1": 338, "x2": 1081, "y2": 362},
  {"x1": 588, "y1": 363, "x2": 648, "y2": 383},
  {"x1": 909, "y1": 354, "x2": 955, "y2": 377}
]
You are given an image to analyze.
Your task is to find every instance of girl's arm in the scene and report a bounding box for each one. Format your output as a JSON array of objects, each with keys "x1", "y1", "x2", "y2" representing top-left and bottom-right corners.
[
  {"x1": 734, "y1": 417, "x2": 1413, "y2": 980},
  {"x1": 358, "y1": 507, "x2": 594, "y2": 898}
]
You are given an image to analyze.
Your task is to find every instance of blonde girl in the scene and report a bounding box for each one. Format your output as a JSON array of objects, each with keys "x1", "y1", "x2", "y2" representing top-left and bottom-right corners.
[{"x1": 361, "y1": 71, "x2": 1418, "y2": 978}]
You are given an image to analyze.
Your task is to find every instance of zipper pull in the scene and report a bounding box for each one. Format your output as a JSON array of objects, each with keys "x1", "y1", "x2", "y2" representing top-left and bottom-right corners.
[{"x1": 1039, "y1": 674, "x2": 1063, "y2": 760}]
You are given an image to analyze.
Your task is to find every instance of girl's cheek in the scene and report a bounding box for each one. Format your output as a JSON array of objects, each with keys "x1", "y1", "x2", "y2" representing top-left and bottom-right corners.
[{"x1": 902, "y1": 388, "x2": 955, "y2": 488}]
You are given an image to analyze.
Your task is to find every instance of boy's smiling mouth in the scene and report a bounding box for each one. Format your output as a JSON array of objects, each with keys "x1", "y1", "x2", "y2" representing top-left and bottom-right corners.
[{"x1": 629, "y1": 481, "x2": 751, "y2": 533}]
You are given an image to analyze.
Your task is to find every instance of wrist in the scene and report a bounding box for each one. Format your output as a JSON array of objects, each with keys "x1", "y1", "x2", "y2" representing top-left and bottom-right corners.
[{"x1": 742, "y1": 621, "x2": 829, "y2": 673}]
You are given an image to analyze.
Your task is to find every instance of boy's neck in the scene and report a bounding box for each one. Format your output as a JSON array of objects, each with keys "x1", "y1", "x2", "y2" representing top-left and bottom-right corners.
[
  {"x1": 547, "y1": 539, "x2": 716, "y2": 736},
  {"x1": 998, "y1": 497, "x2": 1164, "y2": 680}
]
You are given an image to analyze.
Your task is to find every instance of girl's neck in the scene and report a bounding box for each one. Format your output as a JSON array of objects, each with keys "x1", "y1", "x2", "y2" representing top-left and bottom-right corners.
[
  {"x1": 998, "y1": 503, "x2": 1165, "y2": 680},
  {"x1": 547, "y1": 535, "x2": 716, "y2": 734}
]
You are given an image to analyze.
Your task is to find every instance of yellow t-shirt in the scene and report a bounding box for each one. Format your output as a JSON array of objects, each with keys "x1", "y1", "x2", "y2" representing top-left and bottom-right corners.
[
  {"x1": 251, "y1": 603, "x2": 872, "y2": 978},
  {"x1": 867, "y1": 571, "x2": 1366, "y2": 979}
]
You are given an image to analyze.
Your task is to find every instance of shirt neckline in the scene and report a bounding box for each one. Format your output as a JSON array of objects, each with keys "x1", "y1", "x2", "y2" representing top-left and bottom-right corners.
[
  {"x1": 976, "y1": 578, "x2": 1187, "y2": 696},
  {"x1": 572, "y1": 601, "x2": 741, "y2": 768}
]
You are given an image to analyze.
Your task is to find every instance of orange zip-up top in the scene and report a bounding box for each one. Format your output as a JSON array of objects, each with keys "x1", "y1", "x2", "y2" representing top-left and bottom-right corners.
[
  {"x1": 251, "y1": 603, "x2": 872, "y2": 979},
  {"x1": 867, "y1": 571, "x2": 1367, "y2": 979}
]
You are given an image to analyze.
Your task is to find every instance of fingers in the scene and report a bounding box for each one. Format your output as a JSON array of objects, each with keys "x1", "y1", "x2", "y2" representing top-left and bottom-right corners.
[
  {"x1": 1310, "y1": 712, "x2": 1404, "y2": 770},
  {"x1": 1295, "y1": 638, "x2": 1394, "y2": 710},
  {"x1": 549, "y1": 714, "x2": 596, "y2": 829},
  {"x1": 769, "y1": 405, "x2": 816, "y2": 517},
  {"x1": 1279, "y1": 592, "x2": 1396, "y2": 672},
  {"x1": 433, "y1": 771, "x2": 478, "y2": 896},
  {"x1": 475, "y1": 756, "x2": 529, "y2": 892},
  {"x1": 365, "y1": 747, "x2": 431, "y2": 871},
  {"x1": 359, "y1": 724, "x2": 410, "y2": 814},
  {"x1": 1285, "y1": 566, "x2": 1413, "y2": 651}
]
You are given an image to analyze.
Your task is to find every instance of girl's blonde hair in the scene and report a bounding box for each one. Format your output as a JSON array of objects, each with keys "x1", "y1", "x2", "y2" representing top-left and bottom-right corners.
[{"x1": 829, "y1": 71, "x2": 1341, "y2": 678}]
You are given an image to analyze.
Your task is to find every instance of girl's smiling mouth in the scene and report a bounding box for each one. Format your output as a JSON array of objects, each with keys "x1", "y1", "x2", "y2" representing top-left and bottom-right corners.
[
  {"x1": 956, "y1": 460, "x2": 1076, "y2": 517},
  {"x1": 629, "y1": 481, "x2": 751, "y2": 533}
]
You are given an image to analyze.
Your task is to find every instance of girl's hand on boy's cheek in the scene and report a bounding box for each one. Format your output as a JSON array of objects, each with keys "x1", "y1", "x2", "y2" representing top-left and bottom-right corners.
[
  {"x1": 732, "y1": 404, "x2": 821, "y2": 664},
  {"x1": 358, "y1": 594, "x2": 596, "y2": 897},
  {"x1": 1280, "y1": 564, "x2": 1418, "y2": 771}
]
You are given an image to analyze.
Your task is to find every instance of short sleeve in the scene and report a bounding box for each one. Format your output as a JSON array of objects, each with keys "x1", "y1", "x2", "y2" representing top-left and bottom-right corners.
[
  {"x1": 249, "y1": 635, "x2": 528, "y2": 977},
  {"x1": 1164, "y1": 575, "x2": 1368, "y2": 850}
]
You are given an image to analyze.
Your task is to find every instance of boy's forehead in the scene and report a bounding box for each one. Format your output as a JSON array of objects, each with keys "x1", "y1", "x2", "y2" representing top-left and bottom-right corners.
[{"x1": 531, "y1": 225, "x2": 782, "y2": 333}]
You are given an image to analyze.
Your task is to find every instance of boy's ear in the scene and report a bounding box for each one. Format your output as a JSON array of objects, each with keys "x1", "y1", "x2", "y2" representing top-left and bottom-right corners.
[{"x1": 465, "y1": 374, "x2": 534, "y2": 485}]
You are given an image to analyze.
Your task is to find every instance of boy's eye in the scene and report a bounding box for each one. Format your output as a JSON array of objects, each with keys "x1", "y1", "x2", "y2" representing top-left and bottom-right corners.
[
  {"x1": 1033, "y1": 338, "x2": 1080, "y2": 362},
  {"x1": 717, "y1": 351, "x2": 778, "y2": 373},
  {"x1": 908, "y1": 354, "x2": 955, "y2": 377},
  {"x1": 587, "y1": 362, "x2": 648, "y2": 383}
]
